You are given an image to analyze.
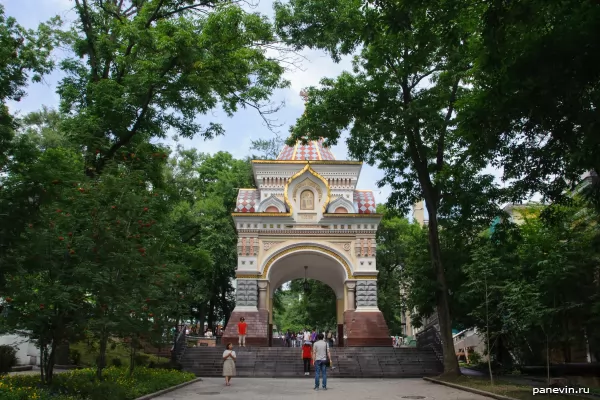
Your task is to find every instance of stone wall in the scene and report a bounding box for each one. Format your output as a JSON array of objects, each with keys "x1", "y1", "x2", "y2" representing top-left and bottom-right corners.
[
  {"x1": 236, "y1": 279, "x2": 258, "y2": 307},
  {"x1": 356, "y1": 280, "x2": 377, "y2": 307}
]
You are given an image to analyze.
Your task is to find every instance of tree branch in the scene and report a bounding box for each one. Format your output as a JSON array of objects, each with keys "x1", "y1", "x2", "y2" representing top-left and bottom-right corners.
[
  {"x1": 75, "y1": 0, "x2": 100, "y2": 82},
  {"x1": 97, "y1": 58, "x2": 178, "y2": 174},
  {"x1": 410, "y1": 67, "x2": 443, "y2": 91},
  {"x1": 436, "y1": 78, "x2": 460, "y2": 173},
  {"x1": 158, "y1": 2, "x2": 218, "y2": 19}
]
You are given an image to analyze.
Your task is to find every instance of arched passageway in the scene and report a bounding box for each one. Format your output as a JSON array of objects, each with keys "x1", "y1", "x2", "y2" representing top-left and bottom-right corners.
[{"x1": 267, "y1": 250, "x2": 345, "y2": 346}]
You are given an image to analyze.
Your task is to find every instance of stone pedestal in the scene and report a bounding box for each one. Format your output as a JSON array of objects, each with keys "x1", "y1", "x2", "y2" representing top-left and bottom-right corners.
[
  {"x1": 344, "y1": 310, "x2": 392, "y2": 347},
  {"x1": 222, "y1": 309, "x2": 269, "y2": 347},
  {"x1": 337, "y1": 324, "x2": 344, "y2": 347}
]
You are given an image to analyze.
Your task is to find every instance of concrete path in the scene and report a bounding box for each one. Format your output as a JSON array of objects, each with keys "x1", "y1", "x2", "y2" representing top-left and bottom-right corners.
[{"x1": 153, "y1": 377, "x2": 492, "y2": 400}]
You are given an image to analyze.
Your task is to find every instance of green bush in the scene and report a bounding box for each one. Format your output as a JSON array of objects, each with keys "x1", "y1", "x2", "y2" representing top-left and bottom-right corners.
[
  {"x1": 111, "y1": 358, "x2": 123, "y2": 367},
  {"x1": 0, "y1": 345, "x2": 17, "y2": 375},
  {"x1": 0, "y1": 366, "x2": 195, "y2": 400},
  {"x1": 70, "y1": 349, "x2": 82, "y2": 366},
  {"x1": 468, "y1": 351, "x2": 482, "y2": 365},
  {"x1": 133, "y1": 354, "x2": 149, "y2": 367},
  {"x1": 87, "y1": 381, "x2": 129, "y2": 400},
  {"x1": 148, "y1": 361, "x2": 181, "y2": 370}
]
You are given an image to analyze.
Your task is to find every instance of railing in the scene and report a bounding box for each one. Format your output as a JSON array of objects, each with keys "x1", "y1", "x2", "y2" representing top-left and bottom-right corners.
[
  {"x1": 416, "y1": 325, "x2": 443, "y2": 365},
  {"x1": 171, "y1": 324, "x2": 188, "y2": 363}
]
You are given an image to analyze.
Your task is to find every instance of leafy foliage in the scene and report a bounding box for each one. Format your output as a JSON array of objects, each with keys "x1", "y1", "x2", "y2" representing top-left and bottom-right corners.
[
  {"x1": 60, "y1": 0, "x2": 289, "y2": 176},
  {"x1": 459, "y1": 0, "x2": 600, "y2": 204},
  {"x1": 273, "y1": 280, "x2": 337, "y2": 333},
  {"x1": 0, "y1": 4, "x2": 62, "y2": 157}
]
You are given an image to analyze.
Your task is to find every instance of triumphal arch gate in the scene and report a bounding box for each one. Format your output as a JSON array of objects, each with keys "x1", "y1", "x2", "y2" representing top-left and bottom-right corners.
[{"x1": 222, "y1": 139, "x2": 391, "y2": 347}]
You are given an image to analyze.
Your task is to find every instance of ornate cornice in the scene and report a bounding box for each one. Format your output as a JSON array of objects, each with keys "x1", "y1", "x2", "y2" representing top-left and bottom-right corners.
[
  {"x1": 236, "y1": 229, "x2": 376, "y2": 235},
  {"x1": 236, "y1": 274, "x2": 261, "y2": 279},
  {"x1": 252, "y1": 160, "x2": 362, "y2": 165},
  {"x1": 261, "y1": 245, "x2": 352, "y2": 280},
  {"x1": 323, "y1": 213, "x2": 383, "y2": 218},
  {"x1": 232, "y1": 212, "x2": 292, "y2": 217}
]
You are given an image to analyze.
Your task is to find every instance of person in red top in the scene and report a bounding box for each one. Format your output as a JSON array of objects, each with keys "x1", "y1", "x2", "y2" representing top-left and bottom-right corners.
[
  {"x1": 237, "y1": 317, "x2": 247, "y2": 347},
  {"x1": 302, "y1": 341, "x2": 312, "y2": 375}
]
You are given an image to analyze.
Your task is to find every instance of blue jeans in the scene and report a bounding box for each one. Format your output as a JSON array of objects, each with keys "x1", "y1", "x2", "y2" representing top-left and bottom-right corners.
[{"x1": 314, "y1": 360, "x2": 327, "y2": 388}]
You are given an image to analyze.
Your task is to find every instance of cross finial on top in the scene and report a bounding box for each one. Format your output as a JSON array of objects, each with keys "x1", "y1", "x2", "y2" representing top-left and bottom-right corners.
[{"x1": 300, "y1": 89, "x2": 308, "y2": 102}]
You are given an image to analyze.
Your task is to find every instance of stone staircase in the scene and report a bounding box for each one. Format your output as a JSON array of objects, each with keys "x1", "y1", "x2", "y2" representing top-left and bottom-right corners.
[{"x1": 180, "y1": 346, "x2": 442, "y2": 378}]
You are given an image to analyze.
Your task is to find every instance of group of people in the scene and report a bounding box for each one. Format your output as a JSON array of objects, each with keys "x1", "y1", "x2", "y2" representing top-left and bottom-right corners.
[
  {"x1": 223, "y1": 317, "x2": 333, "y2": 390},
  {"x1": 282, "y1": 328, "x2": 335, "y2": 348}
]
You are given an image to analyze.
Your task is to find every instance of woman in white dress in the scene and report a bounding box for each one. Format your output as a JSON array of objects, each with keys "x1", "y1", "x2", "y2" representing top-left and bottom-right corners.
[{"x1": 222, "y1": 342, "x2": 237, "y2": 386}]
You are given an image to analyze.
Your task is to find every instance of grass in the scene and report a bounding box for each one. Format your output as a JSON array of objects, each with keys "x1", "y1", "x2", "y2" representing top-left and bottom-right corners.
[
  {"x1": 71, "y1": 340, "x2": 170, "y2": 368},
  {"x1": 436, "y1": 375, "x2": 594, "y2": 400}
]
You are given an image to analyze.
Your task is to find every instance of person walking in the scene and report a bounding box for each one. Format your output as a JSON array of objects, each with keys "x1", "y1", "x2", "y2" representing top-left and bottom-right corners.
[
  {"x1": 326, "y1": 330, "x2": 333, "y2": 347},
  {"x1": 303, "y1": 329, "x2": 311, "y2": 342},
  {"x1": 237, "y1": 317, "x2": 247, "y2": 347},
  {"x1": 222, "y1": 343, "x2": 237, "y2": 386},
  {"x1": 312, "y1": 333, "x2": 331, "y2": 390},
  {"x1": 301, "y1": 340, "x2": 312, "y2": 376}
]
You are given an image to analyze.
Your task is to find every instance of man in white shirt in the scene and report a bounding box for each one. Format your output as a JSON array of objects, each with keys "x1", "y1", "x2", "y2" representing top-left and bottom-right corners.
[
  {"x1": 303, "y1": 329, "x2": 311, "y2": 342},
  {"x1": 312, "y1": 333, "x2": 331, "y2": 390}
]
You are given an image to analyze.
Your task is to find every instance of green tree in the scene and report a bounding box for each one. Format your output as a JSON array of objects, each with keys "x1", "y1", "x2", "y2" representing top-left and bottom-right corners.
[
  {"x1": 0, "y1": 5, "x2": 61, "y2": 157},
  {"x1": 60, "y1": 0, "x2": 289, "y2": 177},
  {"x1": 165, "y1": 149, "x2": 254, "y2": 330},
  {"x1": 274, "y1": 0, "x2": 501, "y2": 375},
  {"x1": 459, "y1": 0, "x2": 600, "y2": 205},
  {"x1": 250, "y1": 136, "x2": 285, "y2": 160},
  {"x1": 1, "y1": 147, "x2": 90, "y2": 384},
  {"x1": 375, "y1": 205, "x2": 425, "y2": 335}
]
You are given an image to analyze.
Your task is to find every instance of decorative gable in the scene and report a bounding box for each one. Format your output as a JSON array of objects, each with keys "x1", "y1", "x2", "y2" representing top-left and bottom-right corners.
[
  {"x1": 257, "y1": 195, "x2": 287, "y2": 213},
  {"x1": 327, "y1": 196, "x2": 356, "y2": 213}
]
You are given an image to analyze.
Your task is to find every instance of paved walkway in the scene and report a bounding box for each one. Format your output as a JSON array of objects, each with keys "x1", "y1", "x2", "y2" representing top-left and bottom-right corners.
[{"x1": 153, "y1": 377, "x2": 491, "y2": 400}]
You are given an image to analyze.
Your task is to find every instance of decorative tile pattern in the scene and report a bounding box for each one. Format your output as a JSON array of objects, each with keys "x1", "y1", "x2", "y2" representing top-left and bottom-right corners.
[
  {"x1": 356, "y1": 280, "x2": 378, "y2": 307},
  {"x1": 276, "y1": 138, "x2": 337, "y2": 161},
  {"x1": 316, "y1": 140, "x2": 336, "y2": 160},
  {"x1": 353, "y1": 190, "x2": 377, "y2": 214},
  {"x1": 235, "y1": 189, "x2": 260, "y2": 212},
  {"x1": 236, "y1": 279, "x2": 258, "y2": 306}
]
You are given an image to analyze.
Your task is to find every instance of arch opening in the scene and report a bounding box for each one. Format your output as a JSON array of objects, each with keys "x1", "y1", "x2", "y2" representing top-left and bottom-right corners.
[
  {"x1": 271, "y1": 278, "x2": 338, "y2": 340},
  {"x1": 267, "y1": 251, "x2": 347, "y2": 299}
]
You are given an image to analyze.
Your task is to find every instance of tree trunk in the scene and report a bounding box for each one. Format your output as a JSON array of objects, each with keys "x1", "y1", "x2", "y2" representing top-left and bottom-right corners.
[
  {"x1": 46, "y1": 340, "x2": 56, "y2": 385},
  {"x1": 221, "y1": 288, "x2": 230, "y2": 328},
  {"x1": 199, "y1": 304, "x2": 206, "y2": 334},
  {"x1": 546, "y1": 334, "x2": 550, "y2": 385},
  {"x1": 96, "y1": 332, "x2": 108, "y2": 381},
  {"x1": 129, "y1": 335, "x2": 137, "y2": 376},
  {"x1": 485, "y1": 277, "x2": 494, "y2": 386},
  {"x1": 207, "y1": 299, "x2": 214, "y2": 333},
  {"x1": 39, "y1": 338, "x2": 46, "y2": 385},
  {"x1": 426, "y1": 211, "x2": 461, "y2": 377}
]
